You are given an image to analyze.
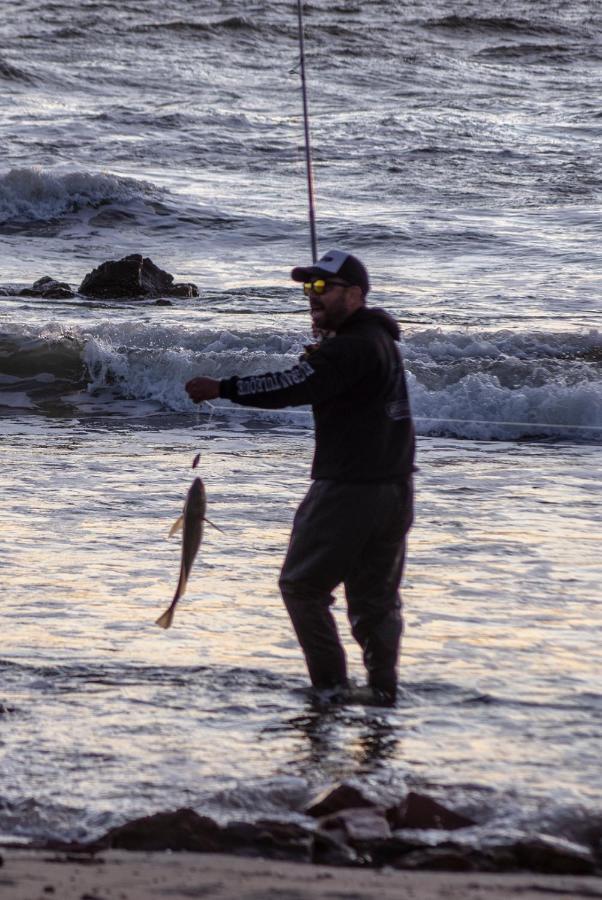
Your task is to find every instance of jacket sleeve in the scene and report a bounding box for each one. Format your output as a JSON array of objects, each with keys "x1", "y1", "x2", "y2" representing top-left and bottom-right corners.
[{"x1": 219, "y1": 335, "x2": 378, "y2": 409}]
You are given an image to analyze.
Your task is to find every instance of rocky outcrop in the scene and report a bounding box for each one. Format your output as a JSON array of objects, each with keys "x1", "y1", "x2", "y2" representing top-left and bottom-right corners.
[
  {"x1": 98, "y1": 808, "x2": 221, "y2": 853},
  {"x1": 503, "y1": 834, "x2": 597, "y2": 875},
  {"x1": 387, "y1": 791, "x2": 475, "y2": 830},
  {"x1": 317, "y1": 807, "x2": 392, "y2": 845},
  {"x1": 78, "y1": 254, "x2": 198, "y2": 299},
  {"x1": 19, "y1": 276, "x2": 75, "y2": 299},
  {"x1": 305, "y1": 783, "x2": 377, "y2": 818},
  {"x1": 39, "y1": 792, "x2": 600, "y2": 876},
  {"x1": 220, "y1": 820, "x2": 312, "y2": 863}
]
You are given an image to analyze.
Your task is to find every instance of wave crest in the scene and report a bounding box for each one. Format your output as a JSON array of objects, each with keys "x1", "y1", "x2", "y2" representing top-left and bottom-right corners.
[
  {"x1": 2, "y1": 323, "x2": 600, "y2": 441},
  {"x1": 0, "y1": 168, "x2": 159, "y2": 226}
]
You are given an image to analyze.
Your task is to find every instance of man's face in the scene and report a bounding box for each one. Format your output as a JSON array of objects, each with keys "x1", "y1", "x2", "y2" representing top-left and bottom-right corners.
[{"x1": 308, "y1": 280, "x2": 355, "y2": 332}]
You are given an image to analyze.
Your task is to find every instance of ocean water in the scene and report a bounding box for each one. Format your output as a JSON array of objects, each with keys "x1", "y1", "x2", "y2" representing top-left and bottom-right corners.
[{"x1": 1, "y1": 0, "x2": 601, "y2": 851}]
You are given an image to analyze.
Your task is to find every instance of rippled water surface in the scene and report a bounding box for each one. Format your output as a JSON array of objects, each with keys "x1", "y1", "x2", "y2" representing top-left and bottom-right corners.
[
  {"x1": 0, "y1": 0, "x2": 601, "y2": 849},
  {"x1": 1, "y1": 418, "x2": 600, "y2": 843}
]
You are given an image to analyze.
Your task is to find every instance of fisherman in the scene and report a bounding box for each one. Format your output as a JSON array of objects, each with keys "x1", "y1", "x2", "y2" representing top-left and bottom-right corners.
[{"x1": 185, "y1": 250, "x2": 415, "y2": 705}]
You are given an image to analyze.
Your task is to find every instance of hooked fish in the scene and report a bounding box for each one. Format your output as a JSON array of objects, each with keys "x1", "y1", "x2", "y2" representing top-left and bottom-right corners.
[{"x1": 155, "y1": 477, "x2": 206, "y2": 630}]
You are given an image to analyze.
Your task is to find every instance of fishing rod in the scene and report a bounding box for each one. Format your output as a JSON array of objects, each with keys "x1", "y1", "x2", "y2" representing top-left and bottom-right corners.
[{"x1": 296, "y1": 0, "x2": 318, "y2": 262}]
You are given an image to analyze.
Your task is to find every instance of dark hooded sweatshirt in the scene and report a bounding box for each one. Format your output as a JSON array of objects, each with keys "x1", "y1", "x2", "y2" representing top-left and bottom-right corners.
[{"x1": 219, "y1": 307, "x2": 415, "y2": 482}]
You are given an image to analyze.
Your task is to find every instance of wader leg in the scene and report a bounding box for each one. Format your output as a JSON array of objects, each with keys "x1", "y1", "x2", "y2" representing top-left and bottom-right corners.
[
  {"x1": 280, "y1": 584, "x2": 348, "y2": 690},
  {"x1": 279, "y1": 480, "x2": 370, "y2": 691},
  {"x1": 345, "y1": 480, "x2": 413, "y2": 702},
  {"x1": 280, "y1": 479, "x2": 413, "y2": 698}
]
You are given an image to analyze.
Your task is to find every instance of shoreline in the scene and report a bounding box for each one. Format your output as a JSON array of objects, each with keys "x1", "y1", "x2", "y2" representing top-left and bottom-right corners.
[{"x1": 2, "y1": 849, "x2": 602, "y2": 900}]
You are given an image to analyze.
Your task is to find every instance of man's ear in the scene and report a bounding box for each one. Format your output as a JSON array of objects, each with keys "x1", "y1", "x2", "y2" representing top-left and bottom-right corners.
[{"x1": 347, "y1": 284, "x2": 365, "y2": 307}]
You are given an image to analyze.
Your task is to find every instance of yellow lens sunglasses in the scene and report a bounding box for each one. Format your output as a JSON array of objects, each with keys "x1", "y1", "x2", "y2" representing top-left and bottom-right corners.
[{"x1": 303, "y1": 279, "x2": 348, "y2": 296}]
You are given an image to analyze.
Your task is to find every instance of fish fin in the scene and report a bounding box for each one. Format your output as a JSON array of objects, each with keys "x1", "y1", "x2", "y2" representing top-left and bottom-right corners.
[
  {"x1": 168, "y1": 515, "x2": 184, "y2": 537},
  {"x1": 155, "y1": 604, "x2": 176, "y2": 630},
  {"x1": 204, "y1": 517, "x2": 225, "y2": 534}
]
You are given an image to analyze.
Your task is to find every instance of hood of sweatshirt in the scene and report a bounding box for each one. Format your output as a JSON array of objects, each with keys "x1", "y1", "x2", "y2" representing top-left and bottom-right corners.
[{"x1": 338, "y1": 306, "x2": 400, "y2": 341}]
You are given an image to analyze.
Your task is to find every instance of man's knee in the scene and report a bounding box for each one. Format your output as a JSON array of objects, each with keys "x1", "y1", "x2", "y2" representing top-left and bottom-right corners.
[
  {"x1": 279, "y1": 575, "x2": 334, "y2": 616},
  {"x1": 279, "y1": 572, "x2": 301, "y2": 608},
  {"x1": 350, "y1": 604, "x2": 403, "y2": 648}
]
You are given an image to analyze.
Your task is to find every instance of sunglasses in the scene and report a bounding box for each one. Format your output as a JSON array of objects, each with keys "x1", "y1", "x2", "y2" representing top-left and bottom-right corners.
[{"x1": 303, "y1": 279, "x2": 349, "y2": 296}]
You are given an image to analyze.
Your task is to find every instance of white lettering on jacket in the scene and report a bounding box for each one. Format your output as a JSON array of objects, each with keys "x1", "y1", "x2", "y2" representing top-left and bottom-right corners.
[
  {"x1": 386, "y1": 346, "x2": 412, "y2": 421},
  {"x1": 237, "y1": 360, "x2": 315, "y2": 397}
]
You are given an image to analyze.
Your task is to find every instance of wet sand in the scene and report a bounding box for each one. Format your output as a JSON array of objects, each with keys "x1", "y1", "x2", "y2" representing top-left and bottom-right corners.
[{"x1": 1, "y1": 850, "x2": 601, "y2": 900}]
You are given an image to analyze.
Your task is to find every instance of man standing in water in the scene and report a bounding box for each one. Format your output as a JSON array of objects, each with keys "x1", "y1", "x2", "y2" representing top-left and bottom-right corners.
[{"x1": 186, "y1": 250, "x2": 415, "y2": 705}]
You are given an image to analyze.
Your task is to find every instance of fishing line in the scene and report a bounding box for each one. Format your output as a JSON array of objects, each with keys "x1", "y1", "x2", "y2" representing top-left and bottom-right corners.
[
  {"x1": 414, "y1": 416, "x2": 602, "y2": 432},
  {"x1": 195, "y1": 403, "x2": 600, "y2": 435},
  {"x1": 296, "y1": 0, "x2": 318, "y2": 262}
]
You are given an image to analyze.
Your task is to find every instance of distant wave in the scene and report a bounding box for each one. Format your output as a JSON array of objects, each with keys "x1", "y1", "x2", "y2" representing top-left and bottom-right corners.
[
  {"x1": 0, "y1": 167, "x2": 262, "y2": 235},
  {"x1": 130, "y1": 16, "x2": 260, "y2": 36},
  {"x1": 0, "y1": 58, "x2": 33, "y2": 83},
  {"x1": 2, "y1": 322, "x2": 599, "y2": 441},
  {"x1": 476, "y1": 43, "x2": 579, "y2": 62},
  {"x1": 425, "y1": 14, "x2": 578, "y2": 37},
  {"x1": 0, "y1": 168, "x2": 160, "y2": 227}
]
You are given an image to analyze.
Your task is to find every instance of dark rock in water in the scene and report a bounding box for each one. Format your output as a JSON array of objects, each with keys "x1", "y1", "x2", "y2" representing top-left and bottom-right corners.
[
  {"x1": 353, "y1": 834, "x2": 433, "y2": 868},
  {"x1": 221, "y1": 819, "x2": 312, "y2": 862},
  {"x1": 387, "y1": 791, "x2": 474, "y2": 831},
  {"x1": 306, "y1": 783, "x2": 377, "y2": 818},
  {"x1": 506, "y1": 834, "x2": 596, "y2": 875},
  {"x1": 317, "y1": 807, "x2": 392, "y2": 845},
  {"x1": 79, "y1": 254, "x2": 199, "y2": 299},
  {"x1": 387, "y1": 834, "x2": 596, "y2": 875},
  {"x1": 32, "y1": 276, "x2": 72, "y2": 293},
  {"x1": 154, "y1": 298, "x2": 173, "y2": 307},
  {"x1": 62, "y1": 810, "x2": 314, "y2": 864},
  {"x1": 34, "y1": 804, "x2": 601, "y2": 875},
  {"x1": 99, "y1": 808, "x2": 222, "y2": 853},
  {"x1": 559, "y1": 813, "x2": 602, "y2": 864},
  {"x1": 169, "y1": 282, "x2": 199, "y2": 298},
  {"x1": 312, "y1": 830, "x2": 359, "y2": 867},
  {"x1": 19, "y1": 276, "x2": 75, "y2": 300},
  {"x1": 396, "y1": 845, "x2": 480, "y2": 871}
]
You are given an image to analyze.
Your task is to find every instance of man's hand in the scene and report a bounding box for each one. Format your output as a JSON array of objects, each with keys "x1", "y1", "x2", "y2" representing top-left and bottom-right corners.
[{"x1": 185, "y1": 376, "x2": 220, "y2": 404}]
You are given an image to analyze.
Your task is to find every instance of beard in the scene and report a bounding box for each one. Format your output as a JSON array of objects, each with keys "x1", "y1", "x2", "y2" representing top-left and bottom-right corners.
[{"x1": 310, "y1": 294, "x2": 348, "y2": 332}]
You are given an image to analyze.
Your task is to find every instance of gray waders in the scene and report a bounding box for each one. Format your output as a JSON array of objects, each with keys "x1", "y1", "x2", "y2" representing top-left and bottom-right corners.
[{"x1": 279, "y1": 478, "x2": 413, "y2": 701}]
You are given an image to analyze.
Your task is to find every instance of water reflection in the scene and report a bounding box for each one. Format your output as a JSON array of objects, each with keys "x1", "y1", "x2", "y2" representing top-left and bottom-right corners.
[{"x1": 277, "y1": 702, "x2": 401, "y2": 782}]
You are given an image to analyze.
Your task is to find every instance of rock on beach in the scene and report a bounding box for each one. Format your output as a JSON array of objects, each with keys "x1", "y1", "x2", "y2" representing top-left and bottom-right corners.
[
  {"x1": 18, "y1": 276, "x2": 75, "y2": 299},
  {"x1": 36, "y1": 784, "x2": 600, "y2": 876},
  {"x1": 78, "y1": 254, "x2": 199, "y2": 299}
]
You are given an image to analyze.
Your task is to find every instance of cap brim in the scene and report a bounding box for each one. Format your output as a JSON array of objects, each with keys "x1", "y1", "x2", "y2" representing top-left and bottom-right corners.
[{"x1": 290, "y1": 265, "x2": 332, "y2": 283}]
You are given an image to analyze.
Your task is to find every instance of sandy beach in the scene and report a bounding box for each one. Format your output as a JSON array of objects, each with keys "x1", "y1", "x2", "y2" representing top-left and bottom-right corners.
[{"x1": 1, "y1": 850, "x2": 601, "y2": 900}]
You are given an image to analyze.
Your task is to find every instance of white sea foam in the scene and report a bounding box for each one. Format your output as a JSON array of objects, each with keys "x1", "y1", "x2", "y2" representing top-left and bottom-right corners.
[
  {"x1": 2, "y1": 318, "x2": 600, "y2": 438},
  {"x1": 79, "y1": 324, "x2": 601, "y2": 439}
]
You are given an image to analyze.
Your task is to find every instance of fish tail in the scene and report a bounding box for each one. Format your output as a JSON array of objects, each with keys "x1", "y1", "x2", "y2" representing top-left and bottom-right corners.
[{"x1": 155, "y1": 602, "x2": 177, "y2": 630}]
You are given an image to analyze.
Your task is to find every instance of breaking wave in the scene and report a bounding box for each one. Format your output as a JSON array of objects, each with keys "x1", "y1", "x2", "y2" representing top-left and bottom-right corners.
[
  {"x1": 1, "y1": 321, "x2": 600, "y2": 441},
  {"x1": 0, "y1": 168, "x2": 161, "y2": 227}
]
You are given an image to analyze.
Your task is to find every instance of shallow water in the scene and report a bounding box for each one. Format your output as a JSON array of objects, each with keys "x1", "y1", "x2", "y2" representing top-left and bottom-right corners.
[
  {"x1": 1, "y1": 0, "x2": 601, "y2": 851},
  {"x1": 1, "y1": 417, "x2": 600, "y2": 844}
]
